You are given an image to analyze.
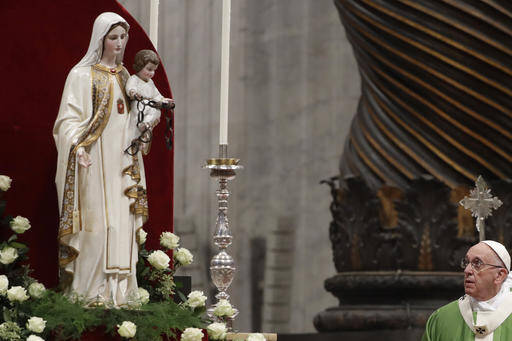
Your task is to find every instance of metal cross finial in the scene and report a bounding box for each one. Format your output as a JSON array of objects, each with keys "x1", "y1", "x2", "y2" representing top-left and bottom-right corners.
[{"x1": 459, "y1": 176, "x2": 503, "y2": 241}]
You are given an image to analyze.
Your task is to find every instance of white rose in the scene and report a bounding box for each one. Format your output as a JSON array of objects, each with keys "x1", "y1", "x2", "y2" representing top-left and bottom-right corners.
[
  {"x1": 0, "y1": 175, "x2": 12, "y2": 191},
  {"x1": 213, "y1": 299, "x2": 235, "y2": 317},
  {"x1": 0, "y1": 246, "x2": 18, "y2": 265},
  {"x1": 186, "y1": 290, "x2": 207, "y2": 309},
  {"x1": 10, "y1": 216, "x2": 31, "y2": 234},
  {"x1": 117, "y1": 321, "x2": 137, "y2": 338},
  {"x1": 7, "y1": 286, "x2": 29, "y2": 302},
  {"x1": 27, "y1": 335, "x2": 45, "y2": 341},
  {"x1": 147, "y1": 250, "x2": 170, "y2": 270},
  {"x1": 207, "y1": 322, "x2": 227, "y2": 340},
  {"x1": 28, "y1": 282, "x2": 46, "y2": 299},
  {"x1": 0, "y1": 275, "x2": 8, "y2": 295},
  {"x1": 160, "y1": 231, "x2": 180, "y2": 249},
  {"x1": 137, "y1": 287, "x2": 150, "y2": 304},
  {"x1": 26, "y1": 317, "x2": 46, "y2": 333},
  {"x1": 137, "y1": 229, "x2": 147, "y2": 245},
  {"x1": 247, "y1": 333, "x2": 266, "y2": 341},
  {"x1": 174, "y1": 247, "x2": 193, "y2": 265},
  {"x1": 181, "y1": 327, "x2": 204, "y2": 341}
]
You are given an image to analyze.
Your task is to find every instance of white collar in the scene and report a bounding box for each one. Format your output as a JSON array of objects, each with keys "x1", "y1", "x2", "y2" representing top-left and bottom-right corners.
[
  {"x1": 459, "y1": 290, "x2": 512, "y2": 338},
  {"x1": 470, "y1": 285, "x2": 508, "y2": 312}
]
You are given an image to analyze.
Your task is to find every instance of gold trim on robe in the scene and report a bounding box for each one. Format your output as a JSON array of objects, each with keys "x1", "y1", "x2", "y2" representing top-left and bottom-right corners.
[{"x1": 58, "y1": 67, "x2": 113, "y2": 277}]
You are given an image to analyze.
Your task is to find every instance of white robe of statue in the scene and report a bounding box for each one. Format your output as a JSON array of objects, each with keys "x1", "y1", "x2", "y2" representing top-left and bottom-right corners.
[{"x1": 53, "y1": 13, "x2": 148, "y2": 306}]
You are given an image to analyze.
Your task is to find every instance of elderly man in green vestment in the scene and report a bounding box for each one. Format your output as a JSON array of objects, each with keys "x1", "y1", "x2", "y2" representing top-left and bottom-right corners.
[{"x1": 423, "y1": 240, "x2": 512, "y2": 341}]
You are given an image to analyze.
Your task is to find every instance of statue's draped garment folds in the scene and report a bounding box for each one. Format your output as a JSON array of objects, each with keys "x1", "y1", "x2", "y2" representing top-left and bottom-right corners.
[{"x1": 53, "y1": 12, "x2": 148, "y2": 306}]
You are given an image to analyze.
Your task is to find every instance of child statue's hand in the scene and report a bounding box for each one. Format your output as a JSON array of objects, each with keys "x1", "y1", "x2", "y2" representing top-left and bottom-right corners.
[
  {"x1": 138, "y1": 122, "x2": 150, "y2": 132},
  {"x1": 162, "y1": 98, "x2": 175, "y2": 109},
  {"x1": 129, "y1": 89, "x2": 143, "y2": 100},
  {"x1": 77, "y1": 147, "x2": 92, "y2": 168}
]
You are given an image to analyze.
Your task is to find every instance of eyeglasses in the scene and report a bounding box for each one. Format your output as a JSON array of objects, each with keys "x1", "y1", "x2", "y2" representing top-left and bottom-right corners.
[{"x1": 461, "y1": 257, "x2": 505, "y2": 273}]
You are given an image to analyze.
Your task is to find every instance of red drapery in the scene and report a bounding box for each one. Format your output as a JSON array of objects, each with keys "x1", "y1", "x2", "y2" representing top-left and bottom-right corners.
[{"x1": 0, "y1": 1, "x2": 173, "y2": 288}]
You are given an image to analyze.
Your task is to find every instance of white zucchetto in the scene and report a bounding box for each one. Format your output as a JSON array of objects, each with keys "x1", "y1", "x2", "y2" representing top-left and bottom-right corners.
[{"x1": 482, "y1": 240, "x2": 511, "y2": 271}]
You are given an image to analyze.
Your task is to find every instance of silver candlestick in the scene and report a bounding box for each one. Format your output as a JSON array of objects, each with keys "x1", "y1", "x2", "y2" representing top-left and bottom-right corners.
[{"x1": 204, "y1": 144, "x2": 243, "y2": 328}]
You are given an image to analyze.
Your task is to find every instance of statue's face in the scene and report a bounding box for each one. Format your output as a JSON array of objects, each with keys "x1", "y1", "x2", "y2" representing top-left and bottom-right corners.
[
  {"x1": 138, "y1": 62, "x2": 158, "y2": 82},
  {"x1": 103, "y1": 25, "x2": 127, "y2": 58},
  {"x1": 463, "y1": 243, "x2": 504, "y2": 300}
]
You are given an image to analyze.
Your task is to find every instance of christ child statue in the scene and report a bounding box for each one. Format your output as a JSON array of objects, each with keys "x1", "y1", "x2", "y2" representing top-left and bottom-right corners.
[{"x1": 126, "y1": 49, "x2": 174, "y2": 134}]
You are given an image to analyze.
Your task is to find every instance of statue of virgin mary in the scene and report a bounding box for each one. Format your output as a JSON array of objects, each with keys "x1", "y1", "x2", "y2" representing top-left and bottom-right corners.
[{"x1": 53, "y1": 12, "x2": 148, "y2": 306}]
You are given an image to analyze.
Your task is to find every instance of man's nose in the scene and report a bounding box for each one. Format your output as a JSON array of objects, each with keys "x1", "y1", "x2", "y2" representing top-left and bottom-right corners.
[{"x1": 464, "y1": 263, "x2": 473, "y2": 275}]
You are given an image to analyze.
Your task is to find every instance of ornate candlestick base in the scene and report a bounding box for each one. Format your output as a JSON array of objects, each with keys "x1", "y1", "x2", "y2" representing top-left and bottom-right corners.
[{"x1": 204, "y1": 146, "x2": 243, "y2": 329}]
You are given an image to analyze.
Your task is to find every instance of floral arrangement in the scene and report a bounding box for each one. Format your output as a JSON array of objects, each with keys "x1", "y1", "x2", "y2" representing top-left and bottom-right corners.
[
  {"x1": 0, "y1": 176, "x2": 51, "y2": 341},
  {"x1": 0, "y1": 174, "x2": 267, "y2": 341},
  {"x1": 0, "y1": 175, "x2": 204, "y2": 341},
  {"x1": 135, "y1": 227, "x2": 194, "y2": 305}
]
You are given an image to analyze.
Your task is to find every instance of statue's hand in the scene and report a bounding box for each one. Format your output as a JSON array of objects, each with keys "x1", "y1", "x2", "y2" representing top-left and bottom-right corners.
[
  {"x1": 77, "y1": 147, "x2": 92, "y2": 168},
  {"x1": 161, "y1": 98, "x2": 175, "y2": 109},
  {"x1": 129, "y1": 90, "x2": 142, "y2": 100},
  {"x1": 138, "y1": 122, "x2": 149, "y2": 132}
]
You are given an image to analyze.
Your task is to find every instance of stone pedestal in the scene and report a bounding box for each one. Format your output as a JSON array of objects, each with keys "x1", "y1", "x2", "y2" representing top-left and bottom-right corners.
[{"x1": 314, "y1": 271, "x2": 463, "y2": 332}]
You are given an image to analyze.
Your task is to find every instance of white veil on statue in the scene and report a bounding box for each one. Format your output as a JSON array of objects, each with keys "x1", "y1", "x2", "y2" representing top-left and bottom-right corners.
[{"x1": 75, "y1": 12, "x2": 129, "y2": 69}]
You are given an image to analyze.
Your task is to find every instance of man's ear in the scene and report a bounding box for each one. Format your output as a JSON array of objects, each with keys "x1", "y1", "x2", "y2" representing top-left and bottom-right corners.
[{"x1": 496, "y1": 269, "x2": 508, "y2": 284}]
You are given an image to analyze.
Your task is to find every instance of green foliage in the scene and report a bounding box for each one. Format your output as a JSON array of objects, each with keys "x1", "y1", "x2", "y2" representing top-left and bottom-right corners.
[
  {"x1": 101, "y1": 301, "x2": 204, "y2": 341},
  {"x1": 26, "y1": 291, "x2": 204, "y2": 341},
  {"x1": 29, "y1": 291, "x2": 102, "y2": 340}
]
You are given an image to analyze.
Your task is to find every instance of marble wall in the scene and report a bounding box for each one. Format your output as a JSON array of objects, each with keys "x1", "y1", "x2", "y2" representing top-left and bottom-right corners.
[{"x1": 119, "y1": 0, "x2": 360, "y2": 333}]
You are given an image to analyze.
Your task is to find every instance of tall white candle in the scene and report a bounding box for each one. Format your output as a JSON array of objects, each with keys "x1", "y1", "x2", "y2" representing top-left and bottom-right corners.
[
  {"x1": 150, "y1": 0, "x2": 159, "y2": 50},
  {"x1": 219, "y1": 0, "x2": 231, "y2": 145}
]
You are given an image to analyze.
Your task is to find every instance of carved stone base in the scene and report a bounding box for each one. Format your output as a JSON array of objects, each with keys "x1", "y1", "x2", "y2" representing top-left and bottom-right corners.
[
  {"x1": 314, "y1": 305, "x2": 432, "y2": 332},
  {"x1": 325, "y1": 271, "x2": 463, "y2": 304},
  {"x1": 314, "y1": 271, "x2": 463, "y2": 332}
]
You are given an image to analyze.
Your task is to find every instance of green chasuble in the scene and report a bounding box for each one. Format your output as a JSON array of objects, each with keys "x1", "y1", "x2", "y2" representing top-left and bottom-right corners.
[{"x1": 422, "y1": 299, "x2": 512, "y2": 340}]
